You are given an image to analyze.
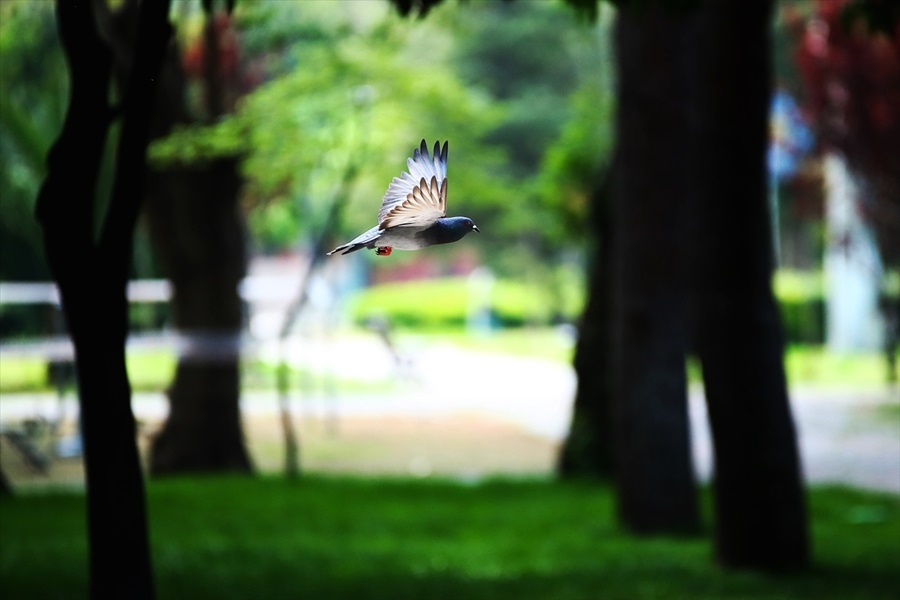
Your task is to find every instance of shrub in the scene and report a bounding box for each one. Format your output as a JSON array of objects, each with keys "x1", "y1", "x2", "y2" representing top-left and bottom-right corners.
[
  {"x1": 348, "y1": 276, "x2": 581, "y2": 330},
  {"x1": 775, "y1": 270, "x2": 825, "y2": 345}
]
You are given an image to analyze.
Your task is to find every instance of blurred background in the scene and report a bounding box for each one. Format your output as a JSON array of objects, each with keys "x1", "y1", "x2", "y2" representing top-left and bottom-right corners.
[
  {"x1": 1, "y1": 0, "x2": 895, "y2": 486},
  {"x1": 0, "y1": 0, "x2": 898, "y2": 597}
]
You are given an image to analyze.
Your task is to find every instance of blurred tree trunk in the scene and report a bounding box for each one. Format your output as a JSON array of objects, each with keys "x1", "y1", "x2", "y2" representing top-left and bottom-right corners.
[
  {"x1": 606, "y1": 5, "x2": 699, "y2": 535},
  {"x1": 137, "y1": 10, "x2": 251, "y2": 475},
  {"x1": 144, "y1": 158, "x2": 251, "y2": 474},
  {"x1": 0, "y1": 468, "x2": 12, "y2": 496},
  {"x1": 34, "y1": 1, "x2": 171, "y2": 597},
  {"x1": 684, "y1": 0, "x2": 809, "y2": 571},
  {"x1": 557, "y1": 173, "x2": 614, "y2": 478},
  {"x1": 101, "y1": 0, "x2": 251, "y2": 475}
]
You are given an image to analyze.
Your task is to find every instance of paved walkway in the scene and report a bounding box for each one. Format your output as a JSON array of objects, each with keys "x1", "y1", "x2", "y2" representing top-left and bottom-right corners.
[{"x1": 2, "y1": 339, "x2": 898, "y2": 492}]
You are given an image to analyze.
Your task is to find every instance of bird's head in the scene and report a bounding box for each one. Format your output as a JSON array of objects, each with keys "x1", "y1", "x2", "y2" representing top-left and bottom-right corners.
[
  {"x1": 434, "y1": 216, "x2": 480, "y2": 245},
  {"x1": 452, "y1": 217, "x2": 481, "y2": 235}
]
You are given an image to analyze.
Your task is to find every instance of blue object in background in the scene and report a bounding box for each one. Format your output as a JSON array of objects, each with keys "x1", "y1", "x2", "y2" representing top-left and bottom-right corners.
[
  {"x1": 768, "y1": 89, "x2": 814, "y2": 182},
  {"x1": 768, "y1": 89, "x2": 815, "y2": 266}
]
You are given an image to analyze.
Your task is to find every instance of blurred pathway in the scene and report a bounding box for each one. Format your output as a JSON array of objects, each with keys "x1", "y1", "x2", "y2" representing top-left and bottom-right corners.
[{"x1": 2, "y1": 339, "x2": 898, "y2": 492}]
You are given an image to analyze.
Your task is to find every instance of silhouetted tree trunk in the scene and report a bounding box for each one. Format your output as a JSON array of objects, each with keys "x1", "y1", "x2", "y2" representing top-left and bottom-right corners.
[
  {"x1": 684, "y1": 0, "x2": 809, "y2": 571},
  {"x1": 557, "y1": 174, "x2": 614, "y2": 478},
  {"x1": 34, "y1": 1, "x2": 172, "y2": 597},
  {"x1": 607, "y1": 5, "x2": 699, "y2": 535},
  {"x1": 0, "y1": 468, "x2": 12, "y2": 497}
]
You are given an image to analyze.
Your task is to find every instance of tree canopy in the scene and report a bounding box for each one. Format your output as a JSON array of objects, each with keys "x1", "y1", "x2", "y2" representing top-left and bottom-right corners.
[{"x1": 147, "y1": 0, "x2": 612, "y2": 269}]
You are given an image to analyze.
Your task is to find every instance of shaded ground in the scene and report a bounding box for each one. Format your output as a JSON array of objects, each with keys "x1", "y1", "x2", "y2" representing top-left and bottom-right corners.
[{"x1": 3, "y1": 477, "x2": 899, "y2": 600}]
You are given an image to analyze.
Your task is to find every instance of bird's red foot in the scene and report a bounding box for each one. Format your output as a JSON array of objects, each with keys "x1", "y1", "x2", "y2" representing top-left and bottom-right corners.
[{"x1": 376, "y1": 246, "x2": 392, "y2": 256}]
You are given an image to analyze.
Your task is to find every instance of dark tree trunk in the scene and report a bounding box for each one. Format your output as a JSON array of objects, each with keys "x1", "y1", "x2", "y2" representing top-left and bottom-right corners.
[
  {"x1": 684, "y1": 0, "x2": 809, "y2": 571},
  {"x1": 120, "y1": 8, "x2": 252, "y2": 476},
  {"x1": 34, "y1": 1, "x2": 172, "y2": 597},
  {"x1": 145, "y1": 159, "x2": 252, "y2": 474},
  {"x1": 0, "y1": 467, "x2": 12, "y2": 497},
  {"x1": 607, "y1": 5, "x2": 699, "y2": 535},
  {"x1": 557, "y1": 174, "x2": 615, "y2": 478}
]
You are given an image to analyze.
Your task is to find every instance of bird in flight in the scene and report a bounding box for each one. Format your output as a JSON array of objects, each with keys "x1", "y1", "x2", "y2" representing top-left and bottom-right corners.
[{"x1": 327, "y1": 140, "x2": 479, "y2": 257}]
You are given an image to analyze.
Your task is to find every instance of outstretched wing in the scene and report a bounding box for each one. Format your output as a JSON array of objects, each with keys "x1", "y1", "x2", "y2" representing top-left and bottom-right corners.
[{"x1": 378, "y1": 140, "x2": 448, "y2": 230}]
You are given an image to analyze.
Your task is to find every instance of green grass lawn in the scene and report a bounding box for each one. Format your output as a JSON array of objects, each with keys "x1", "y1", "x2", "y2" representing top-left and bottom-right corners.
[{"x1": 1, "y1": 477, "x2": 898, "y2": 600}]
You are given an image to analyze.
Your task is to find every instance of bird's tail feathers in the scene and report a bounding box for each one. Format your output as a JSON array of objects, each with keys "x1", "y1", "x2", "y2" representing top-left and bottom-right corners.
[{"x1": 327, "y1": 243, "x2": 365, "y2": 256}]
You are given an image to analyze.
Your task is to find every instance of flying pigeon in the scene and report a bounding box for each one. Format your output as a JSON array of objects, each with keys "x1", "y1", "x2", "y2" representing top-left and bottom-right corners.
[{"x1": 327, "y1": 140, "x2": 479, "y2": 257}]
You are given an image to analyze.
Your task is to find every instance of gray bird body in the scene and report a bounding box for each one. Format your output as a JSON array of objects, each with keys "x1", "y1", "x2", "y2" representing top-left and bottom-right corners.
[{"x1": 327, "y1": 140, "x2": 479, "y2": 257}]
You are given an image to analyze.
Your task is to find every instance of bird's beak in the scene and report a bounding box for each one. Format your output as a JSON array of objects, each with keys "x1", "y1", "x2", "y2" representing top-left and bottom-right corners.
[{"x1": 472, "y1": 225, "x2": 480, "y2": 232}]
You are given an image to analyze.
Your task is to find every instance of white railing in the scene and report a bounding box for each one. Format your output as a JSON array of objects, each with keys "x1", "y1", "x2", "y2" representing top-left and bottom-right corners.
[{"x1": 0, "y1": 278, "x2": 304, "y2": 361}]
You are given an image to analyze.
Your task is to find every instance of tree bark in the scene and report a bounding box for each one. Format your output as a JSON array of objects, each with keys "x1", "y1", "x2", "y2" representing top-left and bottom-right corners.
[
  {"x1": 557, "y1": 174, "x2": 614, "y2": 478},
  {"x1": 684, "y1": 0, "x2": 809, "y2": 571},
  {"x1": 122, "y1": 8, "x2": 252, "y2": 476},
  {"x1": 34, "y1": 1, "x2": 172, "y2": 597},
  {"x1": 607, "y1": 5, "x2": 699, "y2": 535},
  {"x1": 0, "y1": 467, "x2": 12, "y2": 497},
  {"x1": 145, "y1": 159, "x2": 252, "y2": 474}
]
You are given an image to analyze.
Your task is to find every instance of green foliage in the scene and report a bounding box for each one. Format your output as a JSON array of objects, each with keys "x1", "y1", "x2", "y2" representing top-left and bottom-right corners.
[
  {"x1": 1, "y1": 0, "x2": 616, "y2": 283},
  {"x1": 449, "y1": 1, "x2": 613, "y2": 252},
  {"x1": 348, "y1": 275, "x2": 584, "y2": 329},
  {"x1": 773, "y1": 269, "x2": 899, "y2": 345},
  {"x1": 0, "y1": 2, "x2": 164, "y2": 283},
  {"x1": 784, "y1": 345, "x2": 897, "y2": 388},
  {"x1": 0, "y1": 304, "x2": 49, "y2": 340},
  {"x1": 1, "y1": 477, "x2": 898, "y2": 599},
  {"x1": 147, "y1": 1, "x2": 613, "y2": 269},
  {"x1": 537, "y1": 78, "x2": 614, "y2": 240},
  {"x1": 0, "y1": 352, "x2": 177, "y2": 394},
  {"x1": 775, "y1": 270, "x2": 825, "y2": 344},
  {"x1": 454, "y1": 3, "x2": 581, "y2": 103},
  {"x1": 150, "y1": 1, "x2": 505, "y2": 251},
  {"x1": 0, "y1": 2, "x2": 66, "y2": 281},
  {"x1": 146, "y1": 119, "x2": 246, "y2": 165},
  {"x1": 0, "y1": 355, "x2": 47, "y2": 393},
  {"x1": 562, "y1": 0, "x2": 601, "y2": 22},
  {"x1": 774, "y1": 269, "x2": 824, "y2": 302},
  {"x1": 779, "y1": 300, "x2": 825, "y2": 345}
]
